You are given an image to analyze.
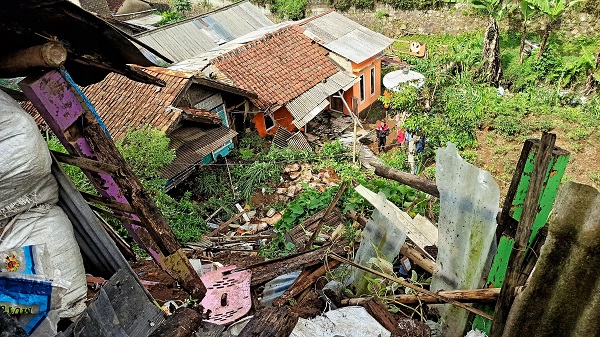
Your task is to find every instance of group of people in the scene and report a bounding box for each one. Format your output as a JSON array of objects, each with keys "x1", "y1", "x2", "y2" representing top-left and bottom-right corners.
[{"x1": 375, "y1": 119, "x2": 425, "y2": 174}]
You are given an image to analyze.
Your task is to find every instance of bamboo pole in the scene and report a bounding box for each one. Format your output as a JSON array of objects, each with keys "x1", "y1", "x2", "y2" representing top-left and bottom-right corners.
[
  {"x1": 328, "y1": 253, "x2": 494, "y2": 320},
  {"x1": 303, "y1": 182, "x2": 348, "y2": 251},
  {"x1": 341, "y1": 288, "x2": 503, "y2": 305}
]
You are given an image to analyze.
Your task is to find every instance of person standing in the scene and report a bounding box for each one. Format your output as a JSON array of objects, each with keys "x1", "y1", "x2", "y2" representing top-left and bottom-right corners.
[{"x1": 376, "y1": 119, "x2": 389, "y2": 153}]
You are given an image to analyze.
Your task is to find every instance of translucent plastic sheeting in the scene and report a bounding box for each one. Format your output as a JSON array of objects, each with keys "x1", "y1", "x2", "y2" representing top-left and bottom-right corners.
[
  {"x1": 431, "y1": 143, "x2": 499, "y2": 337},
  {"x1": 351, "y1": 185, "x2": 407, "y2": 295}
]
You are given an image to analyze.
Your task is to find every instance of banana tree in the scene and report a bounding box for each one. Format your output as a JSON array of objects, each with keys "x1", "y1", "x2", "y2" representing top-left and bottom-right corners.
[
  {"x1": 518, "y1": 1, "x2": 538, "y2": 64},
  {"x1": 470, "y1": 0, "x2": 513, "y2": 86},
  {"x1": 529, "y1": 0, "x2": 583, "y2": 59}
]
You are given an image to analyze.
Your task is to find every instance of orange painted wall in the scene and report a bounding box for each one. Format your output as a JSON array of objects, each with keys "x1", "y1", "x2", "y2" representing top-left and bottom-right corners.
[
  {"x1": 351, "y1": 56, "x2": 382, "y2": 114},
  {"x1": 253, "y1": 107, "x2": 297, "y2": 137}
]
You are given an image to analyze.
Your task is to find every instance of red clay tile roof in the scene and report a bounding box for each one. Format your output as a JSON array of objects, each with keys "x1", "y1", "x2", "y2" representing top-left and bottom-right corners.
[
  {"x1": 23, "y1": 66, "x2": 191, "y2": 142},
  {"x1": 179, "y1": 107, "x2": 222, "y2": 125},
  {"x1": 81, "y1": 67, "x2": 190, "y2": 141},
  {"x1": 211, "y1": 25, "x2": 339, "y2": 110}
]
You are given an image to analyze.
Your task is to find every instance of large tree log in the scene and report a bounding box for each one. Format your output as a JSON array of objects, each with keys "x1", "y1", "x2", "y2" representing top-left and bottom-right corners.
[
  {"x1": 371, "y1": 162, "x2": 439, "y2": 197},
  {"x1": 0, "y1": 42, "x2": 67, "y2": 75}
]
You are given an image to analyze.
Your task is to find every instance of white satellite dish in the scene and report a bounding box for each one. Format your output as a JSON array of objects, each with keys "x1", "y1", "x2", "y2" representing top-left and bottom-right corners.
[{"x1": 383, "y1": 69, "x2": 425, "y2": 92}]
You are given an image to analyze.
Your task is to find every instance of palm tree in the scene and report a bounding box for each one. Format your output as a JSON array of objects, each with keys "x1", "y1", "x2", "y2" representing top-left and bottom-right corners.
[
  {"x1": 529, "y1": 0, "x2": 583, "y2": 59},
  {"x1": 470, "y1": 0, "x2": 513, "y2": 86}
]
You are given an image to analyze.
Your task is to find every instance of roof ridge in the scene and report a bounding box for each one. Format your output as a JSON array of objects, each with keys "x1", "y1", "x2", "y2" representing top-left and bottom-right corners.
[
  {"x1": 210, "y1": 25, "x2": 295, "y2": 64},
  {"x1": 298, "y1": 9, "x2": 334, "y2": 26}
]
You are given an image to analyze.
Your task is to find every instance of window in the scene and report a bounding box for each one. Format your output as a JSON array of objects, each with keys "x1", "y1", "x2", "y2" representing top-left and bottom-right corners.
[
  {"x1": 370, "y1": 67, "x2": 376, "y2": 96},
  {"x1": 359, "y1": 74, "x2": 365, "y2": 102},
  {"x1": 264, "y1": 115, "x2": 275, "y2": 130}
]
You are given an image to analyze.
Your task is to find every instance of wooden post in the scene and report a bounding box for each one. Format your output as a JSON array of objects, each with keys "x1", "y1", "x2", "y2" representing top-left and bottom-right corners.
[
  {"x1": 0, "y1": 42, "x2": 67, "y2": 76},
  {"x1": 20, "y1": 69, "x2": 206, "y2": 299},
  {"x1": 489, "y1": 133, "x2": 556, "y2": 337},
  {"x1": 472, "y1": 137, "x2": 569, "y2": 333},
  {"x1": 353, "y1": 116, "x2": 357, "y2": 165}
]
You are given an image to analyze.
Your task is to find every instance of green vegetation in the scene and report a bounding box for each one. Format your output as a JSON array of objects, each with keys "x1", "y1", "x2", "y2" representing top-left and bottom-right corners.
[
  {"x1": 270, "y1": 0, "x2": 308, "y2": 20},
  {"x1": 156, "y1": 0, "x2": 190, "y2": 27}
]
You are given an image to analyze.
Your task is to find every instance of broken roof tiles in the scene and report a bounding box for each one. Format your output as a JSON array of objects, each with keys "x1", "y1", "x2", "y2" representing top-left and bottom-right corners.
[
  {"x1": 79, "y1": 67, "x2": 191, "y2": 142},
  {"x1": 211, "y1": 26, "x2": 339, "y2": 110}
]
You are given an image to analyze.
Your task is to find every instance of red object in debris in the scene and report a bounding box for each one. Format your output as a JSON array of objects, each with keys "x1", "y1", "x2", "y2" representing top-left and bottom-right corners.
[{"x1": 200, "y1": 266, "x2": 252, "y2": 325}]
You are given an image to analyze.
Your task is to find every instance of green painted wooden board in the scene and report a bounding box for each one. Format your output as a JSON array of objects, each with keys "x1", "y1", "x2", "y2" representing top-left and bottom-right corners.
[{"x1": 472, "y1": 142, "x2": 569, "y2": 333}]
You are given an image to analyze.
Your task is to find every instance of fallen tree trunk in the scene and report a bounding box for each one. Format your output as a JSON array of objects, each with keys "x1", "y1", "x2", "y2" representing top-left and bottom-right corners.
[
  {"x1": 341, "y1": 288, "x2": 502, "y2": 306},
  {"x1": 371, "y1": 162, "x2": 439, "y2": 198}
]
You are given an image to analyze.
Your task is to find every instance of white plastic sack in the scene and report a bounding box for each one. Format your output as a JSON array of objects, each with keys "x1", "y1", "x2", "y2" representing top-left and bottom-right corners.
[
  {"x1": 0, "y1": 204, "x2": 87, "y2": 320},
  {"x1": 0, "y1": 90, "x2": 58, "y2": 220}
]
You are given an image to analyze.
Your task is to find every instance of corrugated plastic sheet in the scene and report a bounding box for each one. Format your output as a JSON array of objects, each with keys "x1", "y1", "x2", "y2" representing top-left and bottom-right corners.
[
  {"x1": 135, "y1": 1, "x2": 273, "y2": 63},
  {"x1": 160, "y1": 125, "x2": 237, "y2": 180},
  {"x1": 287, "y1": 71, "x2": 357, "y2": 128},
  {"x1": 287, "y1": 132, "x2": 312, "y2": 151},
  {"x1": 502, "y1": 182, "x2": 600, "y2": 337},
  {"x1": 272, "y1": 127, "x2": 293, "y2": 149},
  {"x1": 300, "y1": 11, "x2": 393, "y2": 64}
]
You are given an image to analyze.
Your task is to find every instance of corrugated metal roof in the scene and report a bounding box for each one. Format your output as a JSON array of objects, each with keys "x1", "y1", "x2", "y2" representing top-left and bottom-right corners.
[
  {"x1": 136, "y1": 1, "x2": 273, "y2": 63},
  {"x1": 286, "y1": 71, "x2": 358, "y2": 128},
  {"x1": 300, "y1": 11, "x2": 394, "y2": 64},
  {"x1": 160, "y1": 125, "x2": 237, "y2": 180},
  {"x1": 168, "y1": 22, "x2": 293, "y2": 73}
]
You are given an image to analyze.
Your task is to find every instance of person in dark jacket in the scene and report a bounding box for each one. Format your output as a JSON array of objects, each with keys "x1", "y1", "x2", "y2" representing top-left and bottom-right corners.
[{"x1": 376, "y1": 119, "x2": 390, "y2": 153}]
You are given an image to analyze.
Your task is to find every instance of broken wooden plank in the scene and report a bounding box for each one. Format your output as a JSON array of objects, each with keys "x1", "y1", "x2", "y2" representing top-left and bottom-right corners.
[
  {"x1": 489, "y1": 132, "x2": 556, "y2": 337},
  {"x1": 342, "y1": 288, "x2": 503, "y2": 305},
  {"x1": 51, "y1": 150, "x2": 121, "y2": 174},
  {"x1": 20, "y1": 70, "x2": 206, "y2": 298},
  {"x1": 207, "y1": 210, "x2": 246, "y2": 237},
  {"x1": 372, "y1": 162, "x2": 439, "y2": 197},
  {"x1": 400, "y1": 244, "x2": 435, "y2": 274},
  {"x1": 303, "y1": 182, "x2": 348, "y2": 251},
  {"x1": 238, "y1": 306, "x2": 299, "y2": 337},
  {"x1": 289, "y1": 208, "x2": 343, "y2": 247},
  {"x1": 329, "y1": 253, "x2": 493, "y2": 320},
  {"x1": 148, "y1": 308, "x2": 202, "y2": 337},
  {"x1": 359, "y1": 297, "x2": 402, "y2": 335},
  {"x1": 81, "y1": 192, "x2": 135, "y2": 213},
  {"x1": 237, "y1": 243, "x2": 348, "y2": 287}
]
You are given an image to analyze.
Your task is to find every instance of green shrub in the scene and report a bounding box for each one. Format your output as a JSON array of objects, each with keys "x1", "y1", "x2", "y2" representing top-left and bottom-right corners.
[
  {"x1": 233, "y1": 162, "x2": 282, "y2": 199},
  {"x1": 157, "y1": 11, "x2": 184, "y2": 26},
  {"x1": 354, "y1": 0, "x2": 375, "y2": 9},
  {"x1": 380, "y1": 148, "x2": 410, "y2": 171},
  {"x1": 271, "y1": 0, "x2": 308, "y2": 20},
  {"x1": 117, "y1": 126, "x2": 175, "y2": 180}
]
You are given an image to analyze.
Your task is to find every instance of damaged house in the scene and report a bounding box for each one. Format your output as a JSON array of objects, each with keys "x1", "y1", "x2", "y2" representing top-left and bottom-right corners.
[
  {"x1": 165, "y1": 10, "x2": 393, "y2": 139},
  {"x1": 171, "y1": 25, "x2": 358, "y2": 140},
  {"x1": 25, "y1": 66, "x2": 257, "y2": 189}
]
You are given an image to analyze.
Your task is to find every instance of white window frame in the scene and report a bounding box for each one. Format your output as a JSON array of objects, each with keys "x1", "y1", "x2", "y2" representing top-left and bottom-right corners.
[
  {"x1": 370, "y1": 67, "x2": 376, "y2": 96},
  {"x1": 359, "y1": 74, "x2": 365, "y2": 103}
]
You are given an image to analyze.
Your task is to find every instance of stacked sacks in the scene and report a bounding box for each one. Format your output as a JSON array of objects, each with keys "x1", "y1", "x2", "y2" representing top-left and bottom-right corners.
[{"x1": 0, "y1": 90, "x2": 87, "y2": 334}]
